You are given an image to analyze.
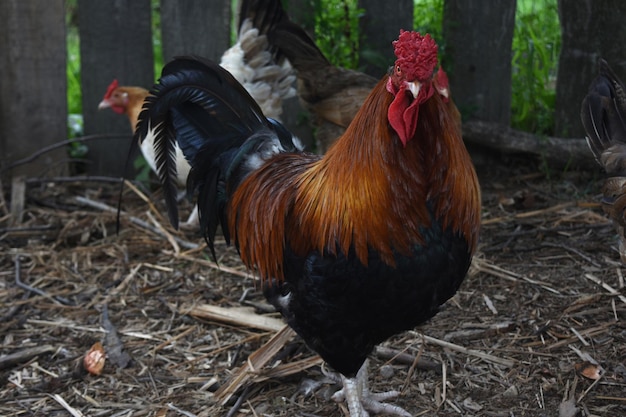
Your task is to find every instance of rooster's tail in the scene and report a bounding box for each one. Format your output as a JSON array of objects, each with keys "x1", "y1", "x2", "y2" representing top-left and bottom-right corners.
[{"x1": 135, "y1": 56, "x2": 298, "y2": 256}]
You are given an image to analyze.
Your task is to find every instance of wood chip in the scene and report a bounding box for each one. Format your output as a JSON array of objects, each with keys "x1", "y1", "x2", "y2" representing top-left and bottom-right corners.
[{"x1": 180, "y1": 303, "x2": 284, "y2": 332}]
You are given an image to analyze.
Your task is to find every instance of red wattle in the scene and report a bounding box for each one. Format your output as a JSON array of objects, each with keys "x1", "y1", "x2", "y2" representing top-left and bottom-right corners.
[{"x1": 388, "y1": 89, "x2": 419, "y2": 146}]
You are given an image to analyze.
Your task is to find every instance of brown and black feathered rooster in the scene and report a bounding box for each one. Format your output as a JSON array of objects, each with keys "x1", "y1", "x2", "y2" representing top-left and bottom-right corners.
[
  {"x1": 581, "y1": 59, "x2": 626, "y2": 263},
  {"x1": 135, "y1": 30, "x2": 481, "y2": 416}
]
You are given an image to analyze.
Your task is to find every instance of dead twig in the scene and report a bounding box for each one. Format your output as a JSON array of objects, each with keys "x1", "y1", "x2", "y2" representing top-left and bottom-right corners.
[
  {"x1": 472, "y1": 257, "x2": 561, "y2": 294},
  {"x1": 25, "y1": 175, "x2": 125, "y2": 185},
  {"x1": 14, "y1": 255, "x2": 72, "y2": 305},
  {"x1": 481, "y1": 202, "x2": 577, "y2": 225},
  {"x1": 545, "y1": 323, "x2": 615, "y2": 351},
  {"x1": 167, "y1": 403, "x2": 197, "y2": 417},
  {"x1": 0, "y1": 345, "x2": 57, "y2": 370},
  {"x1": 73, "y1": 196, "x2": 199, "y2": 250},
  {"x1": 251, "y1": 355, "x2": 323, "y2": 382},
  {"x1": 215, "y1": 325, "x2": 297, "y2": 404},
  {"x1": 1, "y1": 134, "x2": 130, "y2": 173},
  {"x1": 180, "y1": 303, "x2": 284, "y2": 333},
  {"x1": 541, "y1": 242, "x2": 601, "y2": 268},
  {"x1": 375, "y1": 346, "x2": 441, "y2": 373},
  {"x1": 175, "y1": 253, "x2": 253, "y2": 280},
  {"x1": 48, "y1": 393, "x2": 85, "y2": 417},
  {"x1": 410, "y1": 332, "x2": 516, "y2": 367},
  {"x1": 584, "y1": 273, "x2": 626, "y2": 305}
]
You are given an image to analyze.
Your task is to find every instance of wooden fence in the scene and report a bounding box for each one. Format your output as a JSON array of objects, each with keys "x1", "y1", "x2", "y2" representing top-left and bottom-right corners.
[{"x1": 0, "y1": 0, "x2": 623, "y2": 178}]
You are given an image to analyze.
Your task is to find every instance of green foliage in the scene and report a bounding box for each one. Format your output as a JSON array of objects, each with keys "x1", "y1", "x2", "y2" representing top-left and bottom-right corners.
[
  {"x1": 413, "y1": 0, "x2": 560, "y2": 135},
  {"x1": 133, "y1": 155, "x2": 153, "y2": 185},
  {"x1": 66, "y1": 0, "x2": 81, "y2": 120},
  {"x1": 413, "y1": 0, "x2": 446, "y2": 72},
  {"x1": 413, "y1": 0, "x2": 444, "y2": 45},
  {"x1": 314, "y1": 0, "x2": 363, "y2": 69},
  {"x1": 66, "y1": 0, "x2": 84, "y2": 164},
  {"x1": 511, "y1": 0, "x2": 560, "y2": 135}
]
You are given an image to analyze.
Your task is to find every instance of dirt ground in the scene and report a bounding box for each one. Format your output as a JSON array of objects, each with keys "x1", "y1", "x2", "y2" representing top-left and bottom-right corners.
[{"x1": 1, "y1": 153, "x2": 625, "y2": 417}]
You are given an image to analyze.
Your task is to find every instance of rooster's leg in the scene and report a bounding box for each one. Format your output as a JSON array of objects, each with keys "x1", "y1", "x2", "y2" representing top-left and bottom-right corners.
[
  {"x1": 181, "y1": 206, "x2": 199, "y2": 229},
  {"x1": 328, "y1": 359, "x2": 412, "y2": 417}
]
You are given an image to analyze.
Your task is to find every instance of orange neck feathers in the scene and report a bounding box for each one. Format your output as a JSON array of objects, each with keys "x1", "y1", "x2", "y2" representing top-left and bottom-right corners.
[
  {"x1": 123, "y1": 87, "x2": 150, "y2": 132},
  {"x1": 289, "y1": 78, "x2": 430, "y2": 266}
]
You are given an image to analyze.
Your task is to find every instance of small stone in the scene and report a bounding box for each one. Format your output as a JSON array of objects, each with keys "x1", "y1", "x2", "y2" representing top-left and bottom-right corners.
[
  {"x1": 379, "y1": 364, "x2": 395, "y2": 379},
  {"x1": 502, "y1": 385, "x2": 519, "y2": 398}
]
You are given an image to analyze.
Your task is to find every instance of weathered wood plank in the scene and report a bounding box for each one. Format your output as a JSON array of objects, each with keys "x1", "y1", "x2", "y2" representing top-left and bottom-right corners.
[
  {"x1": 555, "y1": 0, "x2": 626, "y2": 138},
  {"x1": 160, "y1": 0, "x2": 231, "y2": 63},
  {"x1": 358, "y1": 0, "x2": 413, "y2": 77},
  {"x1": 0, "y1": 0, "x2": 67, "y2": 177},
  {"x1": 78, "y1": 0, "x2": 154, "y2": 176},
  {"x1": 443, "y1": 0, "x2": 516, "y2": 125}
]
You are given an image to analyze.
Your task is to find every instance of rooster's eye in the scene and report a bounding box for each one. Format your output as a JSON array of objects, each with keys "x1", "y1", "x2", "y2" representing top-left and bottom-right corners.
[{"x1": 395, "y1": 66, "x2": 402, "y2": 74}]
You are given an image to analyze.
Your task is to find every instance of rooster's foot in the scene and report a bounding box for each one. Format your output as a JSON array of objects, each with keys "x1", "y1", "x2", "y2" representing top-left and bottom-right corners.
[{"x1": 323, "y1": 360, "x2": 411, "y2": 417}]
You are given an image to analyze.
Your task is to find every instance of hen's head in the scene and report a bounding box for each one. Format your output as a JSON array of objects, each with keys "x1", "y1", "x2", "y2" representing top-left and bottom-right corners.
[
  {"x1": 98, "y1": 79, "x2": 129, "y2": 114},
  {"x1": 386, "y1": 30, "x2": 439, "y2": 146}
]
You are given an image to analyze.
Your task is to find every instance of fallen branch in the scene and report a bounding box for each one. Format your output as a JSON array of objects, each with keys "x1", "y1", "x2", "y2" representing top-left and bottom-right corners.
[
  {"x1": 14, "y1": 255, "x2": 73, "y2": 305},
  {"x1": 73, "y1": 196, "x2": 199, "y2": 250},
  {"x1": 250, "y1": 355, "x2": 323, "y2": 382},
  {"x1": 48, "y1": 393, "x2": 85, "y2": 417},
  {"x1": 545, "y1": 323, "x2": 614, "y2": 351},
  {"x1": 584, "y1": 273, "x2": 626, "y2": 305},
  {"x1": 175, "y1": 254, "x2": 252, "y2": 280},
  {"x1": 215, "y1": 325, "x2": 297, "y2": 404},
  {"x1": 1, "y1": 134, "x2": 130, "y2": 173},
  {"x1": 462, "y1": 120, "x2": 596, "y2": 169},
  {"x1": 179, "y1": 303, "x2": 284, "y2": 332},
  {"x1": 0, "y1": 345, "x2": 57, "y2": 370},
  {"x1": 374, "y1": 346, "x2": 441, "y2": 373},
  {"x1": 410, "y1": 331, "x2": 516, "y2": 367}
]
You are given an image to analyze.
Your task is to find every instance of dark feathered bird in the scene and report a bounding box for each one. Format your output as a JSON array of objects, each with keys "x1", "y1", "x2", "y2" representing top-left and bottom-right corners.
[
  {"x1": 136, "y1": 30, "x2": 481, "y2": 417},
  {"x1": 581, "y1": 59, "x2": 626, "y2": 262}
]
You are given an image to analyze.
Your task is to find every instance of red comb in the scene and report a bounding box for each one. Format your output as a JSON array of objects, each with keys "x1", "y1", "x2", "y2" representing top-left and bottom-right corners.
[
  {"x1": 392, "y1": 30, "x2": 438, "y2": 81},
  {"x1": 103, "y1": 79, "x2": 119, "y2": 99}
]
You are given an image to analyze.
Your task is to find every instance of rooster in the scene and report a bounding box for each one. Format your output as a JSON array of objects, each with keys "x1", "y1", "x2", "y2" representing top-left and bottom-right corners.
[
  {"x1": 581, "y1": 59, "x2": 626, "y2": 263},
  {"x1": 98, "y1": 0, "x2": 295, "y2": 227},
  {"x1": 136, "y1": 30, "x2": 481, "y2": 416}
]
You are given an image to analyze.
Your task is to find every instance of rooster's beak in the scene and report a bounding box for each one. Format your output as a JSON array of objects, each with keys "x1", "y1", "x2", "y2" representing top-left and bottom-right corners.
[{"x1": 407, "y1": 81, "x2": 420, "y2": 99}]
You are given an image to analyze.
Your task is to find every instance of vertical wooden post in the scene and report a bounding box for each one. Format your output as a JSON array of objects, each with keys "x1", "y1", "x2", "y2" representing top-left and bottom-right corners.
[
  {"x1": 443, "y1": 0, "x2": 516, "y2": 125},
  {"x1": 0, "y1": 0, "x2": 67, "y2": 177},
  {"x1": 358, "y1": 0, "x2": 414, "y2": 77},
  {"x1": 555, "y1": 0, "x2": 626, "y2": 138},
  {"x1": 78, "y1": 0, "x2": 154, "y2": 176},
  {"x1": 160, "y1": 0, "x2": 231, "y2": 64}
]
